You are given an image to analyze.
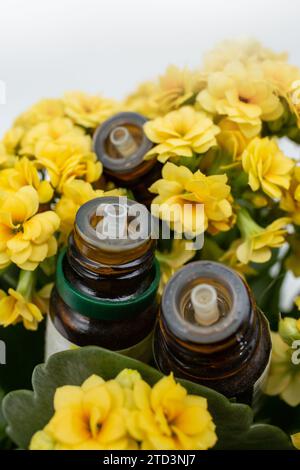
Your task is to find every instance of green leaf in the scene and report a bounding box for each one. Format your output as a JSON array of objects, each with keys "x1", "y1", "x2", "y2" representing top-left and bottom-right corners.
[
  {"x1": 0, "y1": 389, "x2": 13, "y2": 449},
  {"x1": 2, "y1": 346, "x2": 293, "y2": 450},
  {"x1": 249, "y1": 271, "x2": 285, "y2": 330},
  {"x1": 256, "y1": 395, "x2": 300, "y2": 437}
]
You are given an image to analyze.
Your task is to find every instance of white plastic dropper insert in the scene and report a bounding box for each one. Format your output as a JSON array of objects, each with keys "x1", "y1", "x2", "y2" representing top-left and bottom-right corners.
[
  {"x1": 96, "y1": 202, "x2": 128, "y2": 240},
  {"x1": 191, "y1": 284, "x2": 220, "y2": 326},
  {"x1": 109, "y1": 126, "x2": 138, "y2": 158}
]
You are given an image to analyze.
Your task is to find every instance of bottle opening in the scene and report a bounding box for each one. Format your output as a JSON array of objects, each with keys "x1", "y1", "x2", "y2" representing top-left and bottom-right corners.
[
  {"x1": 75, "y1": 196, "x2": 153, "y2": 253},
  {"x1": 109, "y1": 126, "x2": 138, "y2": 158},
  {"x1": 180, "y1": 278, "x2": 231, "y2": 327},
  {"x1": 161, "y1": 261, "x2": 251, "y2": 344},
  {"x1": 191, "y1": 284, "x2": 220, "y2": 326},
  {"x1": 93, "y1": 112, "x2": 153, "y2": 173},
  {"x1": 95, "y1": 202, "x2": 128, "y2": 239}
]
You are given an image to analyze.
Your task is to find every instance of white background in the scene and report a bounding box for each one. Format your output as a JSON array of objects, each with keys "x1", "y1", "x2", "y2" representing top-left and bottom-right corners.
[
  {"x1": 0, "y1": 0, "x2": 299, "y2": 305},
  {"x1": 0, "y1": 0, "x2": 299, "y2": 135}
]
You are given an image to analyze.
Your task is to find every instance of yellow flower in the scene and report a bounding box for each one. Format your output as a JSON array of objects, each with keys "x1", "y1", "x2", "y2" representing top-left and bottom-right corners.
[
  {"x1": 30, "y1": 374, "x2": 135, "y2": 450},
  {"x1": 243, "y1": 191, "x2": 269, "y2": 209},
  {"x1": 34, "y1": 137, "x2": 101, "y2": 193},
  {"x1": 153, "y1": 65, "x2": 205, "y2": 115},
  {"x1": 0, "y1": 127, "x2": 24, "y2": 168},
  {"x1": 279, "y1": 315, "x2": 300, "y2": 346},
  {"x1": 144, "y1": 106, "x2": 219, "y2": 163},
  {"x1": 55, "y1": 179, "x2": 125, "y2": 241},
  {"x1": 197, "y1": 61, "x2": 283, "y2": 138},
  {"x1": 0, "y1": 288, "x2": 43, "y2": 330},
  {"x1": 0, "y1": 186, "x2": 60, "y2": 270},
  {"x1": 20, "y1": 117, "x2": 85, "y2": 156},
  {"x1": 0, "y1": 157, "x2": 54, "y2": 203},
  {"x1": 217, "y1": 119, "x2": 250, "y2": 160},
  {"x1": 292, "y1": 433, "x2": 300, "y2": 449},
  {"x1": 14, "y1": 99, "x2": 65, "y2": 129},
  {"x1": 116, "y1": 369, "x2": 142, "y2": 390},
  {"x1": 124, "y1": 81, "x2": 159, "y2": 119},
  {"x1": 2, "y1": 126, "x2": 24, "y2": 153},
  {"x1": 236, "y1": 208, "x2": 290, "y2": 264},
  {"x1": 220, "y1": 240, "x2": 257, "y2": 276},
  {"x1": 242, "y1": 137, "x2": 294, "y2": 199},
  {"x1": 30, "y1": 369, "x2": 218, "y2": 450},
  {"x1": 261, "y1": 60, "x2": 300, "y2": 96},
  {"x1": 296, "y1": 297, "x2": 300, "y2": 310},
  {"x1": 29, "y1": 430, "x2": 56, "y2": 450},
  {"x1": 0, "y1": 141, "x2": 17, "y2": 169},
  {"x1": 203, "y1": 38, "x2": 287, "y2": 73},
  {"x1": 285, "y1": 234, "x2": 300, "y2": 276},
  {"x1": 63, "y1": 91, "x2": 117, "y2": 128},
  {"x1": 150, "y1": 162, "x2": 234, "y2": 235},
  {"x1": 124, "y1": 67, "x2": 205, "y2": 118},
  {"x1": 265, "y1": 333, "x2": 300, "y2": 407},
  {"x1": 287, "y1": 79, "x2": 300, "y2": 126},
  {"x1": 114, "y1": 369, "x2": 143, "y2": 410},
  {"x1": 156, "y1": 239, "x2": 196, "y2": 295},
  {"x1": 280, "y1": 167, "x2": 300, "y2": 224},
  {"x1": 125, "y1": 373, "x2": 217, "y2": 450}
]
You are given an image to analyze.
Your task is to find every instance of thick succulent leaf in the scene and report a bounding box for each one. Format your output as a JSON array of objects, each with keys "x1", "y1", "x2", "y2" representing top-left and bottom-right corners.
[
  {"x1": 2, "y1": 346, "x2": 293, "y2": 450},
  {"x1": 0, "y1": 389, "x2": 12, "y2": 449}
]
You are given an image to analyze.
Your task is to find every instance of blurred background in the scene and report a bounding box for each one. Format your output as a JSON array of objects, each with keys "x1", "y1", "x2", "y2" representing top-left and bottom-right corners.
[
  {"x1": 0, "y1": 0, "x2": 299, "y2": 135},
  {"x1": 0, "y1": 0, "x2": 299, "y2": 306}
]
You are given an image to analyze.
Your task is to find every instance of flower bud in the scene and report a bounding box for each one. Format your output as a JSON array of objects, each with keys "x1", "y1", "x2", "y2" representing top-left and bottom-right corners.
[
  {"x1": 115, "y1": 368, "x2": 142, "y2": 389},
  {"x1": 279, "y1": 316, "x2": 300, "y2": 346}
]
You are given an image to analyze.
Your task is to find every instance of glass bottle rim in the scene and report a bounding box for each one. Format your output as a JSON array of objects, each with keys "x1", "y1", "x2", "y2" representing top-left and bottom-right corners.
[
  {"x1": 93, "y1": 111, "x2": 153, "y2": 173},
  {"x1": 161, "y1": 261, "x2": 251, "y2": 344},
  {"x1": 75, "y1": 196, "x2": 153, "y2": 253}
]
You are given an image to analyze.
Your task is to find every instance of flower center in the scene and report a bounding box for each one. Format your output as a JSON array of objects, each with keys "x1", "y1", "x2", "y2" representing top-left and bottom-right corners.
[
  {"x1": 239, "y1": 95, "x2": 249, "y2": 104},
  {"x1": 12, "y1": 223, "x2": 23, "y2": 234}
]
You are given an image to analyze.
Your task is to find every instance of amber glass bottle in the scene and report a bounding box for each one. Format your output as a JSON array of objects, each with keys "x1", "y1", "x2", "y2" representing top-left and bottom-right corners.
[
  {"x1": 153, "y1": 261, "x2": 271, "y2": 406},
  {"x1": 46, "y1": 196, "x2": 160, "y2": 362},
  {"x1": 93, "y1": 112, "x2": 161, "y2": 206}
]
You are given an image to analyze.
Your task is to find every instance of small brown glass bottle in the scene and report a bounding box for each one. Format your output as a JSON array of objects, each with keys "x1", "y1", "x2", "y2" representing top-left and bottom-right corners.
[
  {"x1": 93, "y1": 112, "x2": 161, "y2": 206},
  {"x1": 46, "y1": 196, "x2": 160, "y2": 363},
  {"x1": 153, "y1": 261, "x2": 271, "y2": 407}
]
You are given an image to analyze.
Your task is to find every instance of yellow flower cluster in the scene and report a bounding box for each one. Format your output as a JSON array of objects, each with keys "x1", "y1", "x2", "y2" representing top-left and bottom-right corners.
[
  {"x1": 280, "y1": 166, "x2": 300, "y2": 224},
  {"x1": 0, "y1": 288, "x2": 43, "y2": 331},
  {"x1": 2, "y1": 37, "x2": 300, "y2": 448},
  {"x1": 242, "y1": 137, "x2": 294, "y2": 199},
  {"x1": 266, "y1": 332, "x2": 300, "y2": 407},
  {"x1": 0, "y1": 37, "x2": 299, "y2": 337},
  {"x1": 0, "y1": 91, "x2": 125, "y2": 329},
  {"x1": 0, "y1": 186, "x2": 59, "y2": 270},
  {"x1": 197, "y1": 61, "x2": 283, "y2": 138},
  {"x1": 29, "y1": 370, "x2": 217, "y2": 450},
  {"x1": 55, "y1": 179, "x2": 126, "y2": 241},
  {"x1": 144, "y1": 106, "x2": 219, "y2": 163},
  {"x1": 236, "y1": 209, "x2": 290, "y2": 264},
  {"x1": 124, "y1": 65, "x2": 205, "y2": 118},
  {"x1": 150, "y1": 162, "x2": 234, "y2": 235}
]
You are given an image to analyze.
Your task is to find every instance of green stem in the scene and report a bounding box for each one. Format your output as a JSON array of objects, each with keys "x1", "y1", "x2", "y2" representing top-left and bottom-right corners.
[
  {"x1": 16, "y1": 270, "x2": 37, "y2": 301},
  {"x1": 0, "y1": 266, "x2": 19, "y2": 289},
  {"x1": 236, "y1": 207, "x2": 262, "y2": 239}
]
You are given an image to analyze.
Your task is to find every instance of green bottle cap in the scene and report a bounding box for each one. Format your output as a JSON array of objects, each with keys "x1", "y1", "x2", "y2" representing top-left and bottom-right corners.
[{"x1": 56, "y1": 248, "x2": 160, "y2": 320}]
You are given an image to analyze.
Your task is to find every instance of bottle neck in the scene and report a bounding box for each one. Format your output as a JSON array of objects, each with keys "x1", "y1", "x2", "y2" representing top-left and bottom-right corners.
[
  {"x1": 64, "y1": 231, "x2": 156, "y2": 300},
  {"x1": 157, "y1": 301, "x2": 260, "y2": 378}
]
